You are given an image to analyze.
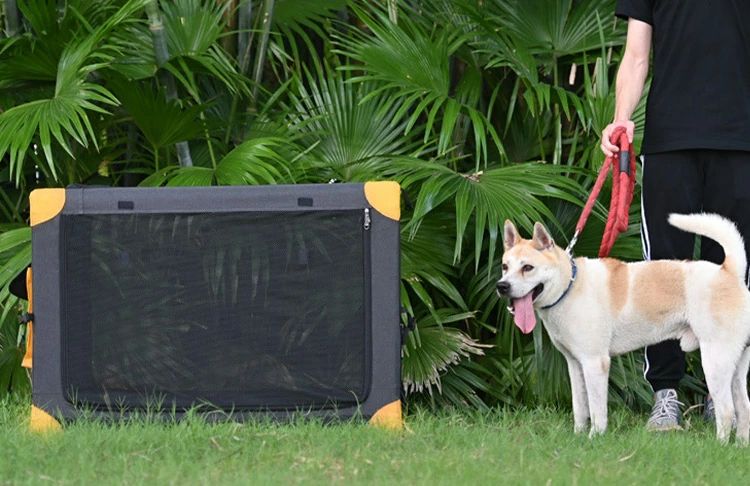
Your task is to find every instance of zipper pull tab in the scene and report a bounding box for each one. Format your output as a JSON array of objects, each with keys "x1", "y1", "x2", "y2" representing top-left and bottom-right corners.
[{"x1": 364, "y1": 208, "x2": 371, "y2": 230}]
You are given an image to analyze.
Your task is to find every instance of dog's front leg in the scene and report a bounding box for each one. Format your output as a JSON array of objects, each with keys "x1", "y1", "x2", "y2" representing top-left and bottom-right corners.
[
  {"x1": 581, "y1": 355, "x2": 610, "y2": 438},
  {"x1": 563, "y1": 354, "x2": 589, "y2": 433}
]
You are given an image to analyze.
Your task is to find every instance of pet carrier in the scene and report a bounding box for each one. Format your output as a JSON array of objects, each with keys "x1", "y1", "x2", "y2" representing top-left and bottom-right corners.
[{"x1": 25, "y1": 182, "x2": 401, "y2": 430}]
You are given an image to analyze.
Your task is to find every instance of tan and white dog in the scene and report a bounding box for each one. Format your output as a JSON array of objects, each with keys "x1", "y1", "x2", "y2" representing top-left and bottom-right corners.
[{"x1": 497, "y1": 213, "x2": 750, "y2": 444}]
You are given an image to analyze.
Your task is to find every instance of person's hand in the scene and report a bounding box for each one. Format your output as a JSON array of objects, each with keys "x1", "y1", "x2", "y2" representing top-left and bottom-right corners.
[{"x1": 600, "y1": 120, "x2": 634, "y2": 157}]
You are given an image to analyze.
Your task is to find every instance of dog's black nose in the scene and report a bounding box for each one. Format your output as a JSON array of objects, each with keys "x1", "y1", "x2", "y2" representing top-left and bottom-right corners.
[{"x1": 496, "y1": 281, "x2": 510, "y2": 295}]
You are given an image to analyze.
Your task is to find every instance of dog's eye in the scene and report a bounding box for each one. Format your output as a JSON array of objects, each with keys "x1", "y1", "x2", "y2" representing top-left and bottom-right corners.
[
  {"x1": 502, "y1": 263, "x2": 508, "y2": 272},
  {"x1": 522, "y1": 264, "x2": 534, "y2": 272}
]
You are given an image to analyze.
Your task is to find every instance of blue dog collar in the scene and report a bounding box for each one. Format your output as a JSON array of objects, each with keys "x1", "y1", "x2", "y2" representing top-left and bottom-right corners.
[{"x1": 540, "y1": 258, "x2": 577, "y2": 310}]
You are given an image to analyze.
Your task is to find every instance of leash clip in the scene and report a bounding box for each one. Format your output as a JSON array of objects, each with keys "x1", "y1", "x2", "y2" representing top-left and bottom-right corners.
[{"x1": 565, "y1": 230, "x2": 579, "y2": 256}]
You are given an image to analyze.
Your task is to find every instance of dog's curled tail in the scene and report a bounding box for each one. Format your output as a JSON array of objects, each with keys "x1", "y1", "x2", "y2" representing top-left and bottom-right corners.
[{"x1": 668, "y1": 213, "x2": 747, "y2": 280}]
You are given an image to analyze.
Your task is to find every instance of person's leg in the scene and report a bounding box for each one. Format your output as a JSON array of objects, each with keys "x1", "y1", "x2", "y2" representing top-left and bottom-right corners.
[
  {"x1": 641, "y1": 151, "x2": 703, "y2": 394},
  {"x1": 700, "y1": 150, "x2": 750, "y2": 422},
  {"x1": 699, "y1": 150, "x2": 750, "y2": 276}
]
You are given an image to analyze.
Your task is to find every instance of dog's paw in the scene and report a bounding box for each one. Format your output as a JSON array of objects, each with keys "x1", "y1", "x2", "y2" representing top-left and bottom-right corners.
[{"x1": 735, "y1": 435, "x2": 749, "y2": 448}]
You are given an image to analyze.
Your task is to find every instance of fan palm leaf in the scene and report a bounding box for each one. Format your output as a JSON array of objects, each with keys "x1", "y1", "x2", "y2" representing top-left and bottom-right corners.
[
  {"x1": 159, "y1": 0, "x2": 247, "y2": 99},
  {"x1": 139, "y1": 136, "x2": 296, "y2": 186},
  {"x1": 401, "y1": 309, "x2": 488, "y2": 398},
  {"x1": 488, "y1": 0, "x2": 621, "y2": 60},
  {"x1": 401, "y1": 213, "x2": 466, "y2": 318},
  {"x1": 0, "y1": 0, "x2": 151, "y2": 184},
  {"x1": 109, "y1": 78, "x2": 205, "y2": 153},
  {"x1": 397, "y1": 160, "x2": 584, "y2": 271},
  {"x1": 286, "y1": 63, "x2": 428, "y2": 182},
  {"x1": 273, "y1": 0, "x2": 345, "y2": 46},
  {"x1": 335, "y1": 4, "x2": 503, "y2": 166}
]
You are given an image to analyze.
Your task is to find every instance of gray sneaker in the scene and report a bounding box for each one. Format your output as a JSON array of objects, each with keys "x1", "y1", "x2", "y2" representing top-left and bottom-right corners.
[
  {"x1": 703, "y1": 394, "x2": 736, "y2": 427},
  {"x1": 646, "y1": 389, "x2": 684, "y2": 431},
  {"x1": 703, "y1": 394, "x2": 715, "y2": 422}
]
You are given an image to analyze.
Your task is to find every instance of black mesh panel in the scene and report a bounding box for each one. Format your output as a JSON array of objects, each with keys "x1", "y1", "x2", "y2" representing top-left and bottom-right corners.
[{"x1": 60, "y1": 210, "x2": 368, "y2": 411}]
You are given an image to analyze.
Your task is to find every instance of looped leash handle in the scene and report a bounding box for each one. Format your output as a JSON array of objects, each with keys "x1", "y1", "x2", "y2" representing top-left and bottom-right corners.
[
  {"x1": 619, "y1": 148, "x2": 631, "y2": 175},
  {"x1": 611, "y1": 127, "x2": 631, "y2": 174},
  {"x1": 569, "y1": 126, "x2": 636, "y2": 258}
]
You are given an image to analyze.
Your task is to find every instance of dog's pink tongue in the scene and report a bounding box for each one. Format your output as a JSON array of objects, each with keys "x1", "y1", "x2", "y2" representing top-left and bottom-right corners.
[{"x1": 512, "y1": 293, "x2": 536, "y2": 334}]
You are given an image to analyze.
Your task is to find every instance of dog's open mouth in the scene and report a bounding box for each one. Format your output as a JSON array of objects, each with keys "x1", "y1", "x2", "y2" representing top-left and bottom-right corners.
[
  {"x1": 509, "y1": 284, "x2": 544, "y2": 335},
  {"x1": 531, "y1": 283, "x2": 544, "y2": 301}
]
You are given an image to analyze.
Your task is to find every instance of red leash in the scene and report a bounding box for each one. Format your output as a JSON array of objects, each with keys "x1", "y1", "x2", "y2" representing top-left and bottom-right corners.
[{"x1": 566, "y1": 126, "x2": 637, "y2": 257}]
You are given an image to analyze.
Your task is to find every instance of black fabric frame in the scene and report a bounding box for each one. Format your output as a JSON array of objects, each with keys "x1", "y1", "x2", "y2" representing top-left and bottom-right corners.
[{"x1": 31, "y1": 184, "x2": 400, "y2": 422}]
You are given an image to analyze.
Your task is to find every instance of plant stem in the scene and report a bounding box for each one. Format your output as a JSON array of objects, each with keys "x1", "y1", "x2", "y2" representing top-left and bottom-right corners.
[
  {"x1": 199, "y1": 110, "x2": 217, "y2": 170},
  {"x1": 388, "y1": 0, "x2": 398, "y2": 24},
  {"x1": 3, "y1": 0, "x2": 20, "y2": 36},
  {"x1": 146, "y1": 0, "x2": 193, "y2": 167},
  {"x1": 221, "y1": 0, "x2": 237, "y2": 56},
  {"x1": 251, "y1": 0, "x2": 275, "y2": 103},
  {"x1": 224, "y1": 0, "x2": 253, "y2": 146},
  {"x1": 237, "y1": 0, "x2": 253, "y2": 74}
]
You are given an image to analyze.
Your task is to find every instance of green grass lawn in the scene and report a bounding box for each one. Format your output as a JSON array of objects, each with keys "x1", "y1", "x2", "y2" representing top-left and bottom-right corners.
[{"x1": 1, "y1": 398, "x2": 749, "y2": 485}]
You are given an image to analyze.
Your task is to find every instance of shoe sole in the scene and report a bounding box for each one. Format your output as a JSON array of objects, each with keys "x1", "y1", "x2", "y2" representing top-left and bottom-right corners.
[{"x1": 646, "y1": 424, "x2": 684, "y2": 432}]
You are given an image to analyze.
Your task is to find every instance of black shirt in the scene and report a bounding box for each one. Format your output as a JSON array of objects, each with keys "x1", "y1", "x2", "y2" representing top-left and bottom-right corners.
[{"x1": 615, "y1": 0, "x2": 750, "y2": 154}]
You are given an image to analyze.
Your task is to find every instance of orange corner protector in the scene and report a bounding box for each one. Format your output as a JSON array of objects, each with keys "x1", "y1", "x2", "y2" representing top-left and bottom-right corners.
[
  {"x1": 30, "y1": 406, "x2": 62, "y2": 433},
  {"x1": 369, "y1": 400, "x2": 403, "y2": 430},
  {"x1": 364, "y1": 181, "x2": 400, "y2": 221},
  {"x1": 30, "y1": 189, "x2": 66, "y2": 226}
]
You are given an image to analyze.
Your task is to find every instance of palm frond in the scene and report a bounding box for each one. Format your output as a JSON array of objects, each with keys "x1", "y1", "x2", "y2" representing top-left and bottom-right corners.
[
  {"x1": 335, "y1": 4, "x2": 503, "y2": 165},
  {"x1": 215, "y1": 137, "x2": 295, "y2": 185},
  {"x1": 398, "y1": 161, "x2": 584, "y2": 270},
  {"x1": 270, "y1": 0, "x2": 346, "y2": 73},
  {"x1": 402, "y1": 309, "x2": 489, "y2": 399},
  {"x1": 160, "y1": 0, "x2": 248, "y2": 99},
  {"x1": 140, "y1": 136, "x2": 296, "y2": 186},
  {"x1": 109, "y1": 78, "x2": 204, "y2": 150},
  {"x1": 286, "y1": 63, "x2": 428, "y2": 182},
  {"x1": 0, "y1": 0, "x2": 151, "y2": 184},
  {"x1": 401, "y1": 213, "x2": 466, "y2": 321},
  {"x1": 488, "y1": 0, "x2": 622, "y2": 59}
]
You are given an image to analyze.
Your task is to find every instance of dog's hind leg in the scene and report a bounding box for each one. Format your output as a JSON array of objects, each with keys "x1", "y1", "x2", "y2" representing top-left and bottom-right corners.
[
  {"x1": 731, "y1": 346, "x2": 750, "y2": 446},
  {"x1": 581, "y1": 355, "x2": 610, "y2": 438},
  {"x1": 680, "y1": 329, "x2": 699, "y2": 352},
  {"x1": 702, "y1": 342, "x2": 741, "y2": 444},
  {"x1": 563, "y1": 353, "x2": 589, "y2": 433}
]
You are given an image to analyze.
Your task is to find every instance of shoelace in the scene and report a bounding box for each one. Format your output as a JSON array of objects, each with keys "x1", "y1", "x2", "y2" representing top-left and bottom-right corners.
[
  {"x1": 704, "y1": 395, "x2": 714, "y2": 413},
  {"x1": 649, "y1": 391, "x2": 683, "y2": 423}
]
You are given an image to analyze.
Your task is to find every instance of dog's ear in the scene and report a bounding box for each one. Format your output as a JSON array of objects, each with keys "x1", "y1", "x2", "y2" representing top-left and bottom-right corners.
[
  {"x1": 503, "y1": 220, "x2": 520, "y2": 251},
  {"x1": 532, "y1": 222, "x2": 554, "y2": 250}
]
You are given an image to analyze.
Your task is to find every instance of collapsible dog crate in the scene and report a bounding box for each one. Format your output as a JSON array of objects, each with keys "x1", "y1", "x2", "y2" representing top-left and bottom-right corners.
[{"x1": 26, "y1": 182, "x2": 401, "y2": 430}]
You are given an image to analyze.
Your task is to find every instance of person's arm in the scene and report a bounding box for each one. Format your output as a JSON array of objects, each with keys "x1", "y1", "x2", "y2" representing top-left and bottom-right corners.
[{"x1": 601, "y1": 18, "x2": 652, "y2": 156}]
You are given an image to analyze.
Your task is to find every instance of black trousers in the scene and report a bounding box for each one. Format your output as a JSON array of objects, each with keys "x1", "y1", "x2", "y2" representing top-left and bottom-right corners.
[{"x1": 641, "y1": 149, "x2": 750, "y2": 392}]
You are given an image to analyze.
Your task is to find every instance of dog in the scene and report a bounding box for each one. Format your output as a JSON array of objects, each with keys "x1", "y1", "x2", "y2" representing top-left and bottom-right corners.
[{"x1": 496, "y1": 213, "x2": 750, "y2": 444}]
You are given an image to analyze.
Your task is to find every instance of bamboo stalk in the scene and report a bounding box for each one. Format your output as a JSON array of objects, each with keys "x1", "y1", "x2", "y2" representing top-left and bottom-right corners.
[
  {"x1": 220, "y1": 0, "x2": 237, "y2": 56},
  {"x1": 251, "y1": 0, "x2": 275, "y2": 102},
  {"x1": 222, "y1": 0, "x2": 253, "y2": 145},
  {"x1": 3, "y1": 0, "x2": 20, "y2": 36},
  {"x1": 146, "y1": 1, "x2": 193, "y2": 167},
  {"x1": 388, "y1": 0, "x2": 398, "y2": 24},
  {"x1": 237, "y1": 0, "x2": 253, "y2": 74}
]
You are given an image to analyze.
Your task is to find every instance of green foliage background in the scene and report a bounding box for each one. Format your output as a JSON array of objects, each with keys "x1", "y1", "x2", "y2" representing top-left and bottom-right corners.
[{"x1": 0, "y1": 0, "x2": 708, "y2": 410}]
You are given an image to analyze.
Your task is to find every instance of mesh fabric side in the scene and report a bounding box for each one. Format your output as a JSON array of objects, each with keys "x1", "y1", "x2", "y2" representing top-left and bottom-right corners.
[{"x1": 61, "y1": 210, "x2": 368, "y2": 411}]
